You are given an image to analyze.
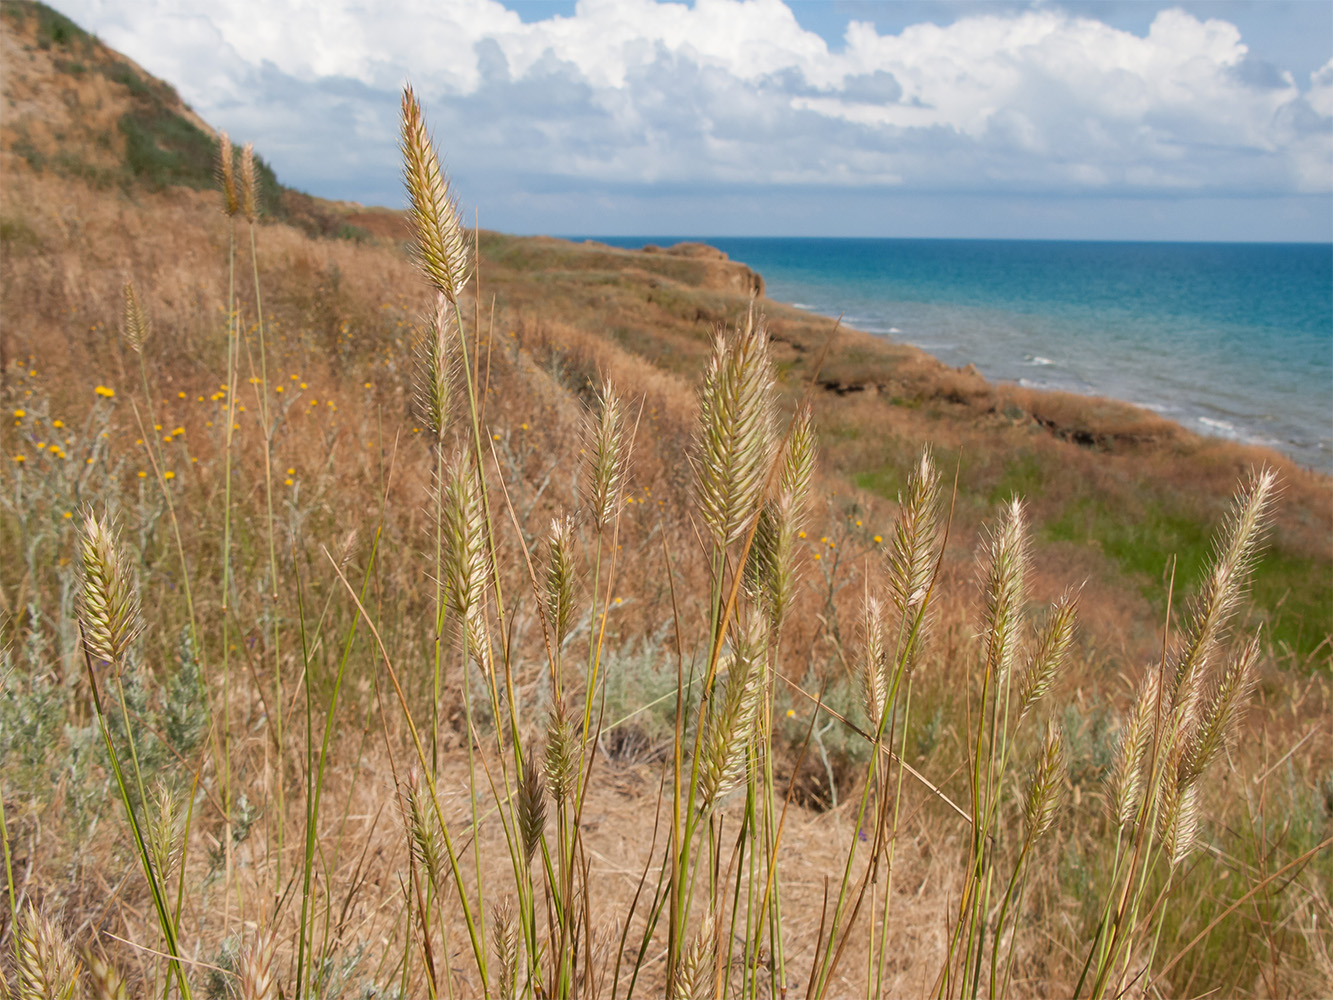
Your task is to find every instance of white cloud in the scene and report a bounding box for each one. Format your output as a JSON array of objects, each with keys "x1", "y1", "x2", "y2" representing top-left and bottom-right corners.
[{"x1": 53, "y1": 0, "x2": 1333, "y2": 210}]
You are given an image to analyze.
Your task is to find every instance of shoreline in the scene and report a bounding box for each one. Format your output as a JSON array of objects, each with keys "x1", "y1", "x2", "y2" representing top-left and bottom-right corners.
[{"x1": 578, "y1": 235, "x2": 1332, "y2": 477}]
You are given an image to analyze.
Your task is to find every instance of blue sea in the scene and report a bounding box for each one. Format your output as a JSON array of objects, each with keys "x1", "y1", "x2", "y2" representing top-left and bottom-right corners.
[{"x1": 580, "y1": 237, "x2": 1333, "y2": 474}]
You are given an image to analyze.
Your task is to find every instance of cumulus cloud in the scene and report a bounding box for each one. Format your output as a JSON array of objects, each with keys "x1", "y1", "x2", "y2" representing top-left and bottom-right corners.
[{"x1": 53, "y1": 0, "x2": 1332, "y2": 217}]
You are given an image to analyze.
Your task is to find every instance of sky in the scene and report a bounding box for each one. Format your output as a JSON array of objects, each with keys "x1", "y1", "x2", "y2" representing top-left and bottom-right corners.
[{"x1": 53, "y1": 0, "x2": 1333, "y2": 240}]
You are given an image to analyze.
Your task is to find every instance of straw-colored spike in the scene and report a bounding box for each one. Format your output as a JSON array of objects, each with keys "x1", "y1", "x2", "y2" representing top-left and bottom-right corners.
[
  {"x1": 237, "y1": 927, "x2": 278, "y2": 1000},
  {"x1": 1023, "y1": 719, "x2": 1067, "y2": 842},
  {"x1": 76, "y1": 509, "x2": 142, "y2": 670},
  {"x1": 545, "y1": 706, "x2": 579, "y2": 803},
  {"x1": 1180, "y1": 633, "x2": 1260, "y2": 787},
  {"x1": 401, "y1": 85, "x2": 471, "y2": 304},
  {"x1": 980, "y1": 498, "x2": 1028, "y2": 690},
  {"x1": 120, "y1": 281, "x2": 150, "y2": 355},
  {"x1": 695, "y1": 308, "x2": 776, "y2": 549},
  {"x1": 1170, "y1": 468, "x2": 1276, "y2": 732},
  {"x1": 545, "y1": 515, "x2": 577, "y2": 650},
  {"x1": 860, "y1": 596, "x2": 888, "y2": 731},
  {"x1": 147, "y1": 780, "x2": 185, "y2": 887},
  {"x1": 517, "y1": 751, "x2": 546, "y2": 864},
  {"x1": 885, "y1": 447, "x2": 942, "y2": 650},
  {"x1": 440, "y1": 450, "x2": 489, "y2": 631},
  {"x1": 698, "y1": 618, "x2": 767, "y2": 808},
  {"x1": 672, "y1": 913, "x2": 715, "y2": 1000},
  {"x1": 1107, "y1": 667, "x2": 1160, "y2": 829},
  {"x1": 16, "y1": 906, "x2": 80, "y2": 1000},
  {"x1": 216, "y1": 131, "x2": 239, "y2": 217},
  {"x1": 83, "y1": 949, "x2": 127, "y2": 1000},
  {"x1": 583, "y1": 380, "x2": 627, "y2": 533},
  {"x1": 493, "y1": 897, "x2": 520, "y2": 1000},
  {"x1": 404, "y1": 768, "x2": 448, "y2": 893},
  {"x1": 416, "y1": 292, "x2": 459, "y2": 442},
  {"x1": 1016, "y1": 592, "x2": 1078, "y2": 721},
  {"x1": 239, "y1": 141, "x2": 259, "y2": 223}
]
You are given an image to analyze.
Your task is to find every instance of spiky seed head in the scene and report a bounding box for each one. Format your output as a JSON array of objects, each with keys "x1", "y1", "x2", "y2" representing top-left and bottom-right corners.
[
  {"x1": 698, "y1": 618, "x2": 767, "y2": 808},
  {"x1": 1160, "y1": 775, "x2": 1202, "y2": 868},
  {"x1": 1023, "y1": 719, "x2": 1067, "y2": 842},
  {"x1": 583, "y1": 380, "x2": 627, "y2": 533},
  {"x1": 77, "y1": 509, "x2": 142, "y2": 670},
  {"x1": 237, "y1": 927, "x2": 278, "y2": 1000},
  {"x1": 694, "y1": 308, "x2": 776, "y2": 549},
  {"x1": 493, "y1": 897, "x2": 520, "y2": 1000},
  {"x1": 404, "y1": 768, "x2": 448, "y2": 893},
  {"x1": 239, "y1": 142, "x2": 259, "y2": 223},
  {"x1": 1107, "y1": 668, "x2": 1160, "y2": 829},
  {"x1": 16, "y1": 906, "x2": 80, "y2": 1000},
  {"x1": 121, "y1": 282, "x2": 150, "y2": 354},
  {"x1": 416, "y1": 292, "x2": 459, "y2": 442},
  {"x1": 545, "y1": 515, "x2": 577, "y2": 649},
  {"x1": 778, "y1": 405, "x2": 817, "y2": 506},
  {"x1": 886, "y1": 448, "x2": 942, "y2": 646},
  {"x1": 981, "y1": 497, "x2": 1029, "y2": 691},
  {"x1": 518, "y1": 751, "x2": 546, "y2": 864},
  {"x1": 216, "y1": 131, "x2": 239, "y2": 216},
  {"x1": 1170, "y1": 467, "x2": 1276, "y2": 728},
  {"x1": 83, "y1": 949, "x2": 127, "y2": 1000},
  {"x1": 440, "y1": 450, "x2": 489, "y2": 625},
  {"x1": 1180, "y1": 633, "x2": 1260, "y2": 787},
  {"x1": 672, "y1": 913, "x2": 715, "y2": 1000},
  {"x1": 147, "y1": 780, "x2": 186, "y2": 887},
  {"x1": 860, "y1": 596, "x2": 888, "y2": 732},
  {"x1": 544, "y1": 707, "x2": 579, "y2": 803},
  {"x1": 746, "y1": 407, "x2": 817, "y2": 633},
  {"x1": 1017, "y1": 592, "x2": 1078, "y2": 721},
  {"x1": 401, "y1": 85, "x2": 471, "y2": 303}
]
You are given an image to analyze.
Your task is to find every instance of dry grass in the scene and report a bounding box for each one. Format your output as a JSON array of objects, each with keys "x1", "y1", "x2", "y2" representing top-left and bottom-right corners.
[{"x1": 1, "y1": 10, "x2": 1331, "y2": 998}]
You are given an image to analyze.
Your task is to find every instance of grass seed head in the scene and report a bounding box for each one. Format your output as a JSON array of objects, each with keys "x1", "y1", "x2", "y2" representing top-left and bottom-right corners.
[
  {"x1": 237, "y1": 927, "x2": 279, "y2": 1000},
  {"x1": 239, "y1": 141, "x2": 258, "y2": 223},
  {"x1": 583, "y1": 380, "x2": 627, "y2": 533},
  {"x1": 518, "y1": 751, "x2": 547, "y2": 864},
  {"x1": 120, "y1": 281, "x2": 150, "y2": 355},
  {"x1": 76, "y1": 509, "x2": 142, "y2": 670},
  {"x1": 216, "y1": 131, "x2": 239, "y2": 217},
  {"x1": 694, "y1": 307, "x2": 776, "y2": 549},
  {"x1": 1107, "y1": 667, "x2": 1160, "y2": 829},
  {"x1": 545, "y1": 706, "x2": 579, "y2": 803},
  {"x1": 401, "y1": 85, "x2": 470, "y2": 303},
  {"x1": 860, "y1": 595, "x2": 888, "y2": 731},
  {"x1": 672, "y1": 913, "x2": 715, "y2": 1000},
  {"x1": 1023, "y1": 718, "x2": 1067, "y2": 842},
  {"x1": 147, "y1": 780, "x2": 186, "y2": 887},
  {"x1": 886, "y1": 447, "x2": 942, "y2": 649},
  {"x1": 1017, "y1": 591, "x2": 1078, "y2": 721},
  {"x1": 981, "y1": 497, "x2": 1029, "y2": 692},
  {"x1": 698, "y1": 618, "x2": 767, "y2": 808},
  {"x1": 404, "y1": 768, "x2": 449, "y2": 893},
  {"x1": 16, "y1": 905, "x2": 80, "y2": 1000},
  {"x1": 1180, "y1": 632, "x2": 1260, "y2": 787},
  {"x1": 545, "y1": 514, "x2": 577, "y2": 650},
  {"x1": 83, "y1": 949, "x2": 127, "y2": 1000},
  {"x1": 416, "y1": 291, "x2": 459, "y2": 442},
  {"x1": 493, "y1": 897, "x2": 520, "y2": 1000}
]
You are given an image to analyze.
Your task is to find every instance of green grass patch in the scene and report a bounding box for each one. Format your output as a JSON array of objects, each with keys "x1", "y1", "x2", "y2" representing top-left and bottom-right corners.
[
  {"x1": 119, "y1": 108, "x2": 217, "y2": 191},
  {"x1": 1048, "y1": 496, "x2": 1331, "y2": 661}
]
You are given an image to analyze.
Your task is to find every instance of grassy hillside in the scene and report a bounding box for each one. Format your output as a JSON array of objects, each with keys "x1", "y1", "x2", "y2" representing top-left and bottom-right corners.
[{"x1": 1, "y1": 3, "x2": 1330, "y2": 996}]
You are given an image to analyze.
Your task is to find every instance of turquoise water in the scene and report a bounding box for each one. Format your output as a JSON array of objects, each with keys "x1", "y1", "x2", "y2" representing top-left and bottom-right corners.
[{"x1": 582, "y1": 237, "x2": 1333, "y2": 473}]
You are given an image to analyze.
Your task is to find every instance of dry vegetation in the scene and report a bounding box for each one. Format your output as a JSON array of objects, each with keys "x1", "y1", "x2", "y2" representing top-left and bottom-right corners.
[{"x1": 1, "y1": 3, "x2": 1331, "y2": 997}]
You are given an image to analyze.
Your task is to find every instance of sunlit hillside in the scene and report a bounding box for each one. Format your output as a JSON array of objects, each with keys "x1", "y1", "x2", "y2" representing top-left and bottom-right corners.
[{"x1": 1, "y1": 2, "x2": 1329, "y2": 996}]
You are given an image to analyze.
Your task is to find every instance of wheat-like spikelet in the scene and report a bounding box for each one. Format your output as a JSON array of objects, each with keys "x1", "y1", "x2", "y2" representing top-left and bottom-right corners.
[
  {"x1": 1179, "y1": 633, "x2": 1260, "y2": 787},
  {"x1": 1023, "y1": 718, "x2": 1067, "y2": 842},
  {"x1": 440, "y1": 451, "x2": 490, "y2": 654},
  {"x1": 885, "y1": 448, "x2": 942, "y2": 650},
  {"x1": 147, "y1": 780, "x2": 185, "y2": 886},
  {"x1": 16, "y1": 906, "x2": 80, "y2": 1000},
  {"x1": 698, "y1": 618, "x2": 767, "y2": 808},
  {"x1": 239, "y1": 141, "x2": 258, "y2": 223},
  {"x1": 518, "y1": 750, "x2": 546, "y2": 864},
  {"x1": 493, "y1": 897, "x2": 520, "y2": 1000},
  {"x1": 583, "y1": 380, "x2": 627, "y2": 533},
  {"x1": 747, "y1": 405, "x2": 817, "y2": 632},
  {"x1": 216, "y1": 131, "x2": 239, "y2": 217},
  {"x1": 545, "y1": 515, "x2": 577, "y2": 650},
  {"x1": 76, "y1": 509, "x2": 142, "y2": 670},
  {"x1": 1107, "y1": 667, "x2": 1160, "y2": 829},
  {"x1": 237, "y1": 927, "x2": 278, "y2": 1000},
  {"x1": 672, "y1": 914, "x2": 715, "y2": 1000},
  {"x1": 980, "y1": 498, "x2": 1029, "y2": 690},
  {"x1": 1159, "y1": 772, "x2": 1202, "y2": 868},
  {"x1": 120, "y1": 281, "x2": 149, "y2": 355},
  {"x1": 859, "y1": 595, "x2": 888, "y2": 730},
  {"x1": 82, "y1": 950, "x2": 127, "y2": 1000},
  {"x1": 416, "y1": 292, "x2": 459, "y2": 443},
  {"x1": 401, "y1": 85, "x2": 470, "y2": 304},
  {"x1": 404, "y1": 768, "x2": 448, "y2": 893},
  {"x1": 1169, "y1": 468, "x2": 1276, "y2": 732},
  {"x1": 694, "y1": 309, "x2": 776, "y2": 549},
  {"x1": 544, "y1": 706, "x2": 579, "y2": 803},
  {"x1": 1016, "y1": 592, "x2": 1078, "y2": 721}
]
